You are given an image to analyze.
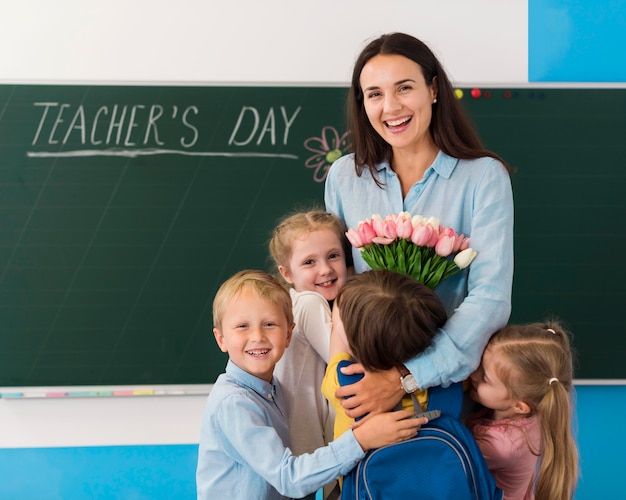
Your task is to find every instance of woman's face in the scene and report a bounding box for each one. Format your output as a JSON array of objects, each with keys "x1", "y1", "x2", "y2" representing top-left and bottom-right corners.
[{"x1": 360, "y1": 54, "x2": 436, "y2": 152}]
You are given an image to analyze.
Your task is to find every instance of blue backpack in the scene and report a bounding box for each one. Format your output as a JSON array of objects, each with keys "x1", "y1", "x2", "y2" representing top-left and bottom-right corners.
[{"x1": 338, "y1": 363, "x2": 503, "y2": 500}]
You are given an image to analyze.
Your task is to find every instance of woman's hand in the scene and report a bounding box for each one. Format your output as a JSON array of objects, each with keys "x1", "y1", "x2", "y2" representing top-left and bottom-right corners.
[{"x1": 335, "y1": 363, "x2": 406, "y2": 421}]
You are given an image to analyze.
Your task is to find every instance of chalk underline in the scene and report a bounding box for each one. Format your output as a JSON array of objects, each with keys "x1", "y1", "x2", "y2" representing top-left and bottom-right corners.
[{"x1": 26, "y1": 149, "x2": 299, "y2": 159}]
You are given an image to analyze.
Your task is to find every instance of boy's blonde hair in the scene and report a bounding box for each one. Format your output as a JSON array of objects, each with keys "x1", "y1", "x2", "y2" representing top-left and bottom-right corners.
[
  {"x1": 212, "y1": 270, "x2": 293, "y2": 330},
  {"x1": 269, "y1": 209, "x2": 350, "y2": 276}
]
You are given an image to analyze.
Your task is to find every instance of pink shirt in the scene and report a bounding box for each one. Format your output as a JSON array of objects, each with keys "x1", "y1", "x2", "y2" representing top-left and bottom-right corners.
[{"x1": 467, "y1": 409, "x2": 541, "y2": 500}]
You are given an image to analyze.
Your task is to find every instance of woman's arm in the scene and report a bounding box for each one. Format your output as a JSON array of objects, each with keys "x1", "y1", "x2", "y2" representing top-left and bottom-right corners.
[{"x1": 406, "y1": 161, "x2": 514, "y2": 388}]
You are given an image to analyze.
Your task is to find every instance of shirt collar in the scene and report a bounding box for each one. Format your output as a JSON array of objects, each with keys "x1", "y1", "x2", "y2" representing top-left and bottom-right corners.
[
  {"x1": 225, "y1": 359, "x2": 278, "y2": 401},
  {"x1": 378, "y1": 150, "x2": 458, "y2": 180}
]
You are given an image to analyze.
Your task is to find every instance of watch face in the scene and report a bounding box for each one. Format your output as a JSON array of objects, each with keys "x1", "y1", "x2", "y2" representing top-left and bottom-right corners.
[{"x1": 401, "y1": 374, "x2": 419, "y2": 393}]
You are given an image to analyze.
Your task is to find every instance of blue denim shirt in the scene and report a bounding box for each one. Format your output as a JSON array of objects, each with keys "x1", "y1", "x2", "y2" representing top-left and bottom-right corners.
[
  {"x1": 196, "y1": 361, "x2": 364, "y2": 500},
  {"x1": 325, "y1": 151, "x2": 514, "y2": 388}
]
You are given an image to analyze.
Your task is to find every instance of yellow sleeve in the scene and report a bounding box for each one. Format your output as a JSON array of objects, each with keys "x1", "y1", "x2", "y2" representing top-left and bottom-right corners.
[{"x1": 321, "y1": 352, "x2": 355, "y2": 440}]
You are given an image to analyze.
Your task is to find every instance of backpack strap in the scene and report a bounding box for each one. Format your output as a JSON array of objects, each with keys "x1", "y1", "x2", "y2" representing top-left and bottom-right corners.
[
  {"x1": 337, "y1": 359, "x2": 364, "y2": 386},
  {"x1": 336, "y1": 359, "x2": 366, "y2": 421},
  {"x1": 425, "y1": 382, "x2": 464, "y2": 418}
]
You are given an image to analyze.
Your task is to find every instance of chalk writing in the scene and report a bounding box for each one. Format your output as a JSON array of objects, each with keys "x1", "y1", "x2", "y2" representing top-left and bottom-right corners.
[
  {"x1": 228, "y1": 106, "x2": 301, "y2": 146},
  {"x1": 28, "y1": 102, "x2": 303, "y2": 160},
  {"x1": 31, "y1": 103, "x2": 200, "y2": 148}
]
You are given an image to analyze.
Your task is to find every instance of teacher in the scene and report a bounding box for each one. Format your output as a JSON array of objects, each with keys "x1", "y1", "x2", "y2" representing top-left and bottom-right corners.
[{"x1": 324, "y1": 32, "x2": 514, "y2": 420}]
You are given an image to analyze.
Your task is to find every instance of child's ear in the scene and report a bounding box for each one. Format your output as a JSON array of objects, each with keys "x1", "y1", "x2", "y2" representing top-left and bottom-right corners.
[
  {"x1": 278, "y1": 265, "x2": 293, "y2": 285},
  {"x1": 213, "y1": 328, "x2": 228, "y2": 353},
  {"x1": 513, "y1": 400, "x2": 532, "y2": 416},
  {"x1": 285, "y1": 323, "x2": 295, "y2": 347}
]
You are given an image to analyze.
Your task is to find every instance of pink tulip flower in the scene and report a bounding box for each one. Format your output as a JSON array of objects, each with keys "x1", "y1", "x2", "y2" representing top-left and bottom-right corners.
[
  {"x1": 439, "y1": 227, "x2": 460, "y2": 249},
  {"x1": 452, "y1": 236, "x2": 462, "y2": 252},
  {"x1": 426, "y1": 229, "x2": 440, "y2": 247},
  {"x1": 459, "y1": 236, "x2": 470, "y2": 251},
  {"x1": 435, "y1": 234, "x2": 455, "y2": 257},
  {"x1": 383, "y1": 219, "x2": 398, "y2": 240},
  {"x1": 346, "y1": 228, "x2": 364, "y2": 248},
  {"x1": 372, "y1": 236, "x2": 395, "y2": 245},
  {"x1": 395, "y1": 212, "x2": 413, "y2": 239},
  {"x1": 357, "y1": 220, "x2": 377, "y2": 246},
  {"x1": 371, "y1": 214, "x2": 385, "y2": 237},
  {"x1": 411, "y1": 224, "x2": 433, "y2": 246}
]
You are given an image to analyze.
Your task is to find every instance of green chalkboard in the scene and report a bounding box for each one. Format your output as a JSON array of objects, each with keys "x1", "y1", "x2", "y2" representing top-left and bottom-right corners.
[
  {"x1": 0, "y1": 85, "x2": 624, "y2": 386},
  {"x1": 461, "y1": 88, "x2": 626, "y2": 380},
  {"x1": 0, "y1": 84, "x2": 350, "y2": 387}
]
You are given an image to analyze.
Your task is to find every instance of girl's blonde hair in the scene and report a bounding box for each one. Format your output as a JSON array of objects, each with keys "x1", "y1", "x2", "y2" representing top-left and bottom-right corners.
[
  {"x1": 268, "y1": 209, "x2": 350, "y2": 277},
  {"x1": 486, "y1": 321, "x2": 578, "y2": 500},
  {"x1": 212, "y1": 270, "x2": 293, "y2": 330}
]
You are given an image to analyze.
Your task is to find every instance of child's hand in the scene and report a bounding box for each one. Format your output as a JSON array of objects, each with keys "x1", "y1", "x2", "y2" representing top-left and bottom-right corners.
[{"x1": 352, "y1": 410, "x2": 427, "y2": 451}]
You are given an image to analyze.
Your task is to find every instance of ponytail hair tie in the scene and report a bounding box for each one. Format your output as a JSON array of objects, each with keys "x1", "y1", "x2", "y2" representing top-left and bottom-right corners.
[
  {"x1": 547, "y1": 328, "x2": 556, "y2": 334},
  {"x1": 549, "y1": 377, "x2": 559, "y2": 385}
]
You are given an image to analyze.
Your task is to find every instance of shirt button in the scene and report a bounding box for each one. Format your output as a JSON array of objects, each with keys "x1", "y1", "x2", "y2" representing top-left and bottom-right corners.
[{"x1": 267, "y1": 393, "x2": 273, "y2": 399}]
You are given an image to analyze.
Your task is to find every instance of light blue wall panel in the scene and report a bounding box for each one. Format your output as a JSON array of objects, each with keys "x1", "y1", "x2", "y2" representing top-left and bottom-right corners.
[
  {"x1": 529, "y1": 0, "x2": 626, "y2": 82},
  {"x1": 0, "y1": 386, "x2": 624, "y2": 499}
]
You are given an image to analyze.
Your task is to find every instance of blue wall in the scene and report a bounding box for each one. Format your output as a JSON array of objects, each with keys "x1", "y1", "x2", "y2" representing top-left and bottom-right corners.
[
  {"x1": 529, "y1": 0, "x2": 626, "y2": 81},
  {"x1": 0, "y1": 385, "x2": 624, "y2": 499}
]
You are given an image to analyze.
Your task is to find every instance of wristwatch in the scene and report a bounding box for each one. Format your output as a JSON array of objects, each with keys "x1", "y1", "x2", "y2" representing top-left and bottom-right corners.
[{"x1": 397, "y1": 365, "x2": 419, "y2": 394}]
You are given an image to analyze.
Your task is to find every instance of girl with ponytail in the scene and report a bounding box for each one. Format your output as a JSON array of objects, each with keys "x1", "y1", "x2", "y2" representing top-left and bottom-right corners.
[{"x1": 467, "y1": 322, "x2": 578, "y2": 500}]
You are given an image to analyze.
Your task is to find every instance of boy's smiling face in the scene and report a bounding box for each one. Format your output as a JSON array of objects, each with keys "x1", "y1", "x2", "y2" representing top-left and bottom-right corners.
[{"x1": 213, "y1": 286, "x2": 293, "y2": 383}]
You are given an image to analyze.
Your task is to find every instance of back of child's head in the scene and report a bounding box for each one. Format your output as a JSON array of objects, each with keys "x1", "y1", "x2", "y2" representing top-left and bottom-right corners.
[
  {"x1": 212, "y1": 270, "x2": 293, "y2": 330},
  {"x1": 269, "y1": 209, "x2": 349, "y2": 271},
  {"x1": 486, "y1": 321, "x2": 578, "y2": 500},
  {"x1": 335, "y1": 270, "x2": 447, "y2": 371}
]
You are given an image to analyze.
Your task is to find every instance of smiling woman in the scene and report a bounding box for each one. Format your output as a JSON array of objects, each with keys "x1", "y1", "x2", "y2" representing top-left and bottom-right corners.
[
  {"x1": 360, "y1": 54, "x2": 438, "y2": 193},
  {"x1": 325, "y1": 32, "x2": 515, "y2": 421}
]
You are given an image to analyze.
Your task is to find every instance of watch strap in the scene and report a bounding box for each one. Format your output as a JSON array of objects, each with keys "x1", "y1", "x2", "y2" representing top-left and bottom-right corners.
[{"x1": 397, "y1": 364, "x2": 410, "y2": 378}]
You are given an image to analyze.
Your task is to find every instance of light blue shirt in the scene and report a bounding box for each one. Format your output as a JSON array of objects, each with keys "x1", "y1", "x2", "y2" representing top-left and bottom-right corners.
[
  {"x1": 196, "y1": 360, "x2": 364, "y2": 500},
  {"x1": 325, "y1": 151, "x2": 514, "y2": 388}
]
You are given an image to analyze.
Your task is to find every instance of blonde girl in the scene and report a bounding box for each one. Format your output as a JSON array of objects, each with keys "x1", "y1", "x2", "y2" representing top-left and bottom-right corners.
[
  {"x1": 467, "y1": 322, "x2": 578, "y2": 500},
  {"x1": 269, "y1": 210, "x2": 350, "y2": 500}
]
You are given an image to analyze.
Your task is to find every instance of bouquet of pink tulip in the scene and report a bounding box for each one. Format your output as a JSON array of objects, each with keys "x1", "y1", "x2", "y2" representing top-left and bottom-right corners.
[{"x1": 346, "y1": 212, "x2": 477, "y2": 289}]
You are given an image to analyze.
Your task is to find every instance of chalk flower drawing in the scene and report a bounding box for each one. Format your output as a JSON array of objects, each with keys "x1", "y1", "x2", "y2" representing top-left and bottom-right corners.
[{"x1": 304, "y1": 126, "x2": 351, "y2": 183}]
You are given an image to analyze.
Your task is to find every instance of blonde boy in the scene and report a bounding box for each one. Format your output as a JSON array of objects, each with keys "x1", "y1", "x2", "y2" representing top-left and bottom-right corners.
[{"x1": 196, "y1": 270, "x2": 424, "y2": 500}]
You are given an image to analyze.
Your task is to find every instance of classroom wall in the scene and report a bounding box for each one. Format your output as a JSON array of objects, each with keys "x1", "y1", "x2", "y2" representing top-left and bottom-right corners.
[
  {"x1": 0, "y1": 0, "x2": 528, "y2": 85},
  {"x1": 1, "y1": 1, "x2": 624, "y2": 498}
]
